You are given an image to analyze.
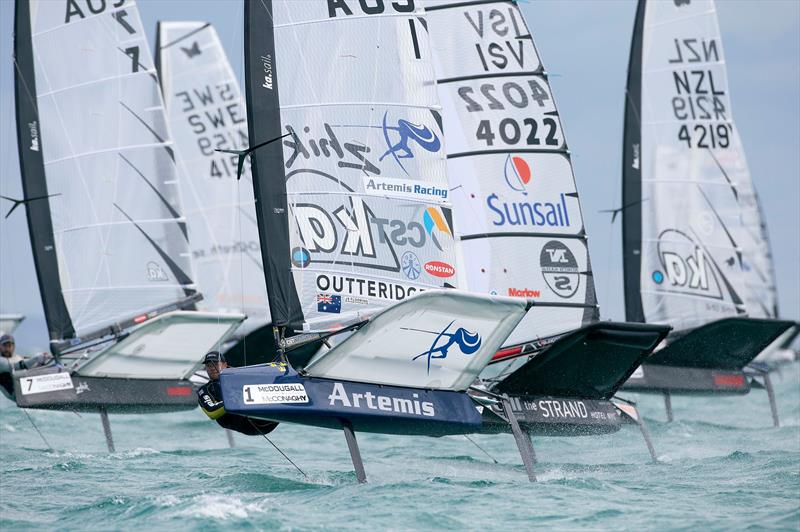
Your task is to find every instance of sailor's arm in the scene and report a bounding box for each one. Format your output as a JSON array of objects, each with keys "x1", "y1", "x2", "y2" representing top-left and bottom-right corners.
[{"x1": 197, "y1": 383, "x2": 226, "y2": 420}]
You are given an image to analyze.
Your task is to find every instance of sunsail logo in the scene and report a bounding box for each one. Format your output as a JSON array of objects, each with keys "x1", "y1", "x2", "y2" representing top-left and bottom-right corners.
[{"x1": 487, "y1": 155, "x2": 573, "y2": 228}]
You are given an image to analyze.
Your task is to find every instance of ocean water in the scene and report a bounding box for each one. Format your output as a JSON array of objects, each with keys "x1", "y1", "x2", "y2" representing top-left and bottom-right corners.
[{"x1": 1, "y1": 364, "x2": 798, "y2": 531}]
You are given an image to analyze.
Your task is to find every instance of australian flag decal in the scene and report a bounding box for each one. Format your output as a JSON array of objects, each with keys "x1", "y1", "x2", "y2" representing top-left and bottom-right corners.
[{"x1": 317, "y1": 293, "x2": 341, "y2": 314}]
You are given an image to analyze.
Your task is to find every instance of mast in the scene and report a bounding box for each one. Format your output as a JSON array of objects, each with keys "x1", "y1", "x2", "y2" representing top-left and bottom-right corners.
[
  {"x1": 14, "y1": 0, "x2": 199, "y2": 349},
  {"x1": 621, "y1": 0, "x2": 647, "y2": 323},
  {"x1": 13, "y1": 0, "x2": 73, "y2": 342},
  {"x1": 244, "y1": 0, "x2": 301, "y2": 329}
]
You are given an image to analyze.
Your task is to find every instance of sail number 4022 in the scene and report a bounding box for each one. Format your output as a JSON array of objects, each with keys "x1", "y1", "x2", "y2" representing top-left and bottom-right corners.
[
  {"x1": 677, "y1": 123, "x2": 732, "y2": 149},
  {"x1": 476, "y1": 117, "x2": 559, "y2": 147}
]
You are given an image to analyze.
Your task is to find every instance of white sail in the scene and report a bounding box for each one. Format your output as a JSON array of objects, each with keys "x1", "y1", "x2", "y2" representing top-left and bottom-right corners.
[
  {"x1": 156, "y1": 21, "x2": 269, "y2": 322},
  {"x1": 15, "y1": 0, "x2": 198, "y2": 345},
  {"x1": 425, "y1": 0, "x2": 598, "y2": 349},
  {"x1": 245, "y1": 0, "x2": 460, "y2": 333},
  {"x1": 622, "y1": 0, "x2": 760, "y2": 332}
]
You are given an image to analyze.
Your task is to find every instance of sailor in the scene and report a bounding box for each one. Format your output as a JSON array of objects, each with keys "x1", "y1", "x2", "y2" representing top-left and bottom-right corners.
[
  {"x1": 197, "y1": 351, "x2": 278, "y2": 436},
  {"x1": 0, "y1": 333, "x2": 52, "y2": 400}
]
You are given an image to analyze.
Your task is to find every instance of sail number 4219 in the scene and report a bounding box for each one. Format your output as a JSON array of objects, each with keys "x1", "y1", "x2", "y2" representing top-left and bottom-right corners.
[{"x1": 677, "y1": 123, "x2": 732, "y2": 149}]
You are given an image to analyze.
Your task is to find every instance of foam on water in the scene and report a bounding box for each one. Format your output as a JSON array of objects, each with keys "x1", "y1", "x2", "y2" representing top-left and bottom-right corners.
[{"x1": 0, "y1": 362, "x2": 798, "y2": 530}]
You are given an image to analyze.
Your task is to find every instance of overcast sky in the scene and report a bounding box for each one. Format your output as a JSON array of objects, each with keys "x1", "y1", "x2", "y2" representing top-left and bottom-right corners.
[{"x1": 1, "y1": 0, "x2": 798, "y2": 350}]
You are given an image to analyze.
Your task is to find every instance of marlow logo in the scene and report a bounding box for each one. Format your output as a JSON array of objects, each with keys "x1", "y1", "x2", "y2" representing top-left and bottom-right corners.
[
  {"x1": 540, "y1": 240, "x2": 580, "y2": 298},
  {"x1": 378, "y1": 111, "x2": 441, "y2": 175},
  {"x1": 408, "y1": 320, "x2": 482, "y2": 374}
]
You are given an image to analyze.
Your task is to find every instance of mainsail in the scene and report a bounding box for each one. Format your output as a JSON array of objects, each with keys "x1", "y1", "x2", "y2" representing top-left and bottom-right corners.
[
  {"x1": 622, "y1": 0, "x2": 762, "y2": 332},
  {"x1": 14, "y1": 0, "x2": 198, "y2": 349},
  {"x1": 425, "y1": 0, "x2": 598, "y2": 350},
  {"x1": 156, "y1": 21, "x2": 269, "y2": 322},
  {"x1": 244, "y1": 0, "x2": 459, "y2": 333}
]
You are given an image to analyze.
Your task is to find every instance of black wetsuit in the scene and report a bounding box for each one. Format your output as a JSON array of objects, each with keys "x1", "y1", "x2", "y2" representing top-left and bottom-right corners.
[{"x1": 197, "y1": 380, "x2": 278, "y2": 436}]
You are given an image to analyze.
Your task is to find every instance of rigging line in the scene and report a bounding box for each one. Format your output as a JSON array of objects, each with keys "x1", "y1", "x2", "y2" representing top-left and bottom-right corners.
[
  {"x1": 1, "y1": 194, "x2": 61, "y2": 219},
  {"x1": 706, "y1": 148, "x2": 739, "y2": 200},
  {"x1": 161, "y1": 22, "x2": 211, "y2": 49},
  {"x1": 21, "y1": 409, "x2": 53, "y2": 451},
  {"x1": 463, "y1": 435, "x2": 499, "y2": 464},
  {"x1": 248, "y1": 420, "x2": 308, "y2": 479}
]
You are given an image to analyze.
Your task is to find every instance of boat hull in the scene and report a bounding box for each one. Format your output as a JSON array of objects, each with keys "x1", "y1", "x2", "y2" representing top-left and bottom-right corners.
[
  {"x1": 13, "y1": 367, "x2": 197, "y2": 413},
  {"x1": 478, "y1": 395, "x2": 626, "y2": 436},
  {"x1": 621, "y1": 364, "x2": 751, "y2": 395},
  {"x1": 220, "y1": 364, "x2": 482, "y2": 436}
]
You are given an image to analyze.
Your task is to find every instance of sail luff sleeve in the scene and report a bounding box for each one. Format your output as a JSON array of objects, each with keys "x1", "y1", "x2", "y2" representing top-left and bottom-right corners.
[
  {"x1": 621, "y1": 0, "x2": 646, "y2": 323},
  {"x1": 244, "y1": 0, "x2": 303, "y2": 328},
  {"x1": 13, "y1": 0, "x2": 75, "y2": 342}
]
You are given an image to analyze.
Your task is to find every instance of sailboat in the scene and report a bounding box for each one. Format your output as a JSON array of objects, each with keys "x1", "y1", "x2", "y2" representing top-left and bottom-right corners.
[
  {"x1": 155, "y1": 21, "x2": 279, "y2": 368},
  {"x1": 619, "y1": 0, "x2": 797, "y2": 424},
  {"x1": 0, "y1": 314, "x2": 25, "y2": 334},
  {"x1": 208, "y1": 0, "x2": 598, "y2": 483},
  {"x1": 12, "y1": 0, "x2": 244, "y2": 450},
  {"x1": 423, "y1": 0, "x2": 669, "y2": 457}
]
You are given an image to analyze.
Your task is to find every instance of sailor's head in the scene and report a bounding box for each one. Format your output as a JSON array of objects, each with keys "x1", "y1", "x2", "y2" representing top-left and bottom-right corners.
[
  {"x1": 203, "y1": 350, "x2": 227, "y2": 381},
  {"x1": 0, "y1": 334, "x2": 14, "y2": 358}
]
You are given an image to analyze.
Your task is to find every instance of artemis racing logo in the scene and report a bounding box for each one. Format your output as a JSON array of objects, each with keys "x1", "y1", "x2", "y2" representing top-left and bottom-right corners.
[
  {"x1": 378, "y1": 111, "x2": 441, "y2": 175},
  {"x1": 328, "y1": 382, "x2": 435, "y2": 416},
  {"x1": 406, "y1": 320, "x2": 482, "y2": 374}
]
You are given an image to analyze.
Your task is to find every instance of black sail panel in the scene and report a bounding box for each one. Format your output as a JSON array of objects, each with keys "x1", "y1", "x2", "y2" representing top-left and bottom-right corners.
[
  {"x1": 621, "y1": 0, "x2": 646, "y2": 323},
  {"x1": 244, "y1": 0, "x2": 302, "y2": 328},
  {"x1": 13, "y1": 0, "x2": 74, "y2": 341}
]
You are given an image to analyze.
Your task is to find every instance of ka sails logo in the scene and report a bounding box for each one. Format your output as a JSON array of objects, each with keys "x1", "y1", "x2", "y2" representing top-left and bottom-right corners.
[
  {"x1": 651, "y1": 229, "x2": 724, "y2": 300},
  {"x1": 146, "y1": 261, "x2": 169, "y2": 282},
  {"x1": 406, "y1": 320, "x2": 482, "y2": 374}
]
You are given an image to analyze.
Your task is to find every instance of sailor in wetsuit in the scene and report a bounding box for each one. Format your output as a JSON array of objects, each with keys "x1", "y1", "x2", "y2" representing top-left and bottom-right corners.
[
  {"x1": 0, "y1": 334, "x2": 52, "y2": 400},
  {"x1": 197, "y1": 351, "x2": 278, "y2": 436}
]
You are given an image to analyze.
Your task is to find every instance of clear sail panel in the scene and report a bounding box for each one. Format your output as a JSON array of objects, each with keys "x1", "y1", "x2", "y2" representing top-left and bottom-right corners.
[
  {"x1": 158, "y1": 21, "x2": 269, "y2": 319},
  {"x1": 24, "y1": 0, "x2": 193, "y2": 339},
  {"x1": 426, "y1": 0, "x2": 597, "y2": 347},
  {"x1": 634, "y1": 0, "x2": 772, "y2": 330}
]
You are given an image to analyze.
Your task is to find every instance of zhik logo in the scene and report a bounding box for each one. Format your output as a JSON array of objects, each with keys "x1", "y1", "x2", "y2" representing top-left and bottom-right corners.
[{"x1": 407, "y1": 320, "x2": 482, "y2": 374}]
